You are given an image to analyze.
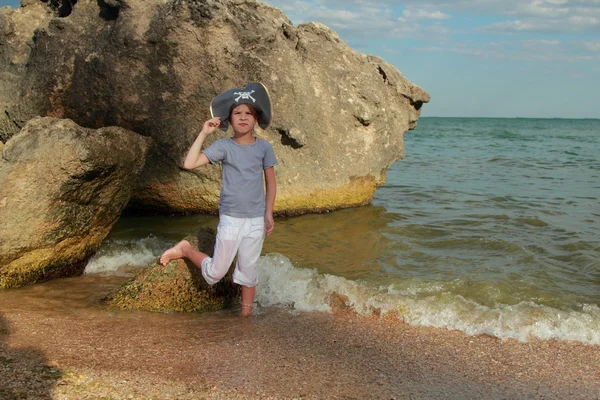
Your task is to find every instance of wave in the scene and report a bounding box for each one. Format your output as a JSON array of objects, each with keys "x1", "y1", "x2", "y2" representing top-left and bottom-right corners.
[
  {"x1": 82, "y1": 239, "x2": 600, "y2": 345},
  {"x1": 256, "y1": 253, "x2": 600, "y2": 345},
  {"x1": 84, "y1": 236, "x2": 166, "y2": 275}
]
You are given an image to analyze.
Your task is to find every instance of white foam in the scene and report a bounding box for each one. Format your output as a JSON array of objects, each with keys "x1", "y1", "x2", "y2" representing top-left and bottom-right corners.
[
  {"x1": 84, "y1": 236, "x2": 166, "y2": 274},
  {"x1": 82, "y1": 246, "x2": 600, "y2": 344},
  {"x1": 256, "y1": 253, "x2": 600, "y2": 345},
  {"x1": 392, "y1": 294, "x2": 600, "y2": 344},
  {"x1": 256, "y1": 253, "x2": 331, "y2": 312}
]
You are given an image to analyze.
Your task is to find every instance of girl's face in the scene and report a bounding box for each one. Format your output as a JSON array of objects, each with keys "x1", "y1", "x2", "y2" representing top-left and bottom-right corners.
[{"x1": 230, "y1": 104, "x2": 257, "y2": 135}]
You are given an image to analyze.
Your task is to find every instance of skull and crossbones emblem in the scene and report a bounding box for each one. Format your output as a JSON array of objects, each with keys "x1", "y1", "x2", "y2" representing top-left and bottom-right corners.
[{"x1": 233, "y1": 90, "x2": 256, "y2": 103}]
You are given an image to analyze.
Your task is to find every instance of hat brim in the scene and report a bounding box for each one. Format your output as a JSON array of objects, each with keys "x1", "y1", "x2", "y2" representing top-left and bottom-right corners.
[{"x1": 210, "y1": 82, "x2": 272, "y2": 131}]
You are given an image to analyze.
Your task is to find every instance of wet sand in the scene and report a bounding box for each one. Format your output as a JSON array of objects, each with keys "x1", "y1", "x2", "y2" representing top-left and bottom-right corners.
[{"x1": 1, "y1": 276, "x2": 599, "y2": 399}]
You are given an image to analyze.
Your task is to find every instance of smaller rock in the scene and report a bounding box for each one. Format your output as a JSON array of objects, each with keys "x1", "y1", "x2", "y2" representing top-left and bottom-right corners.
[
  {"x1": 0, "y1": 117, "x2": 150, "y2": 289},
  {"x1": 104, "y1": 228, "x2": 240, "y2": 313}
]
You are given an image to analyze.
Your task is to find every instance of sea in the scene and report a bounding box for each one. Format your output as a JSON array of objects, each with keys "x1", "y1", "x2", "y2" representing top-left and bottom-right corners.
[{"x1": 84, "y1": 117, "x2": 600, "y2": 345}]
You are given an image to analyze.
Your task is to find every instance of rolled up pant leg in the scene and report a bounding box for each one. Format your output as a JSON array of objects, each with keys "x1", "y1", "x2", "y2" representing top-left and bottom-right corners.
[
  {"x1": 201, "y1": 215, "x2": 242, "y2": 285},
  {"x1": 233, "y1": 217, "x2": 265, "y2": 288}
]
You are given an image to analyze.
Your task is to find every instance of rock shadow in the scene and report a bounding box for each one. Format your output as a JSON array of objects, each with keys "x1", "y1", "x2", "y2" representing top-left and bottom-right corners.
[{"x1": 0, "y1": 314, "x2": 62, "y2": 400}]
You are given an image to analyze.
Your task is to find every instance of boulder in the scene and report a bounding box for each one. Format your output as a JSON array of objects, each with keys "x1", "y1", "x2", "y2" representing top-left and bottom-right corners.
[
  {"x1": 1, "y1": 0, "x2": 430, "y2": 215},
  {"x1": 104, "y1": 227, "x2": 240, "y2": 313},
  {"x1": 0, "y1": 117, "x2": 151, "y2": 288},
  {"x1": 0, "y1": 2, "x2": 54, "y2": 142}
]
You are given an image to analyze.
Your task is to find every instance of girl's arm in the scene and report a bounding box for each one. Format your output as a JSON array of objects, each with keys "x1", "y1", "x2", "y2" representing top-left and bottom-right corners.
[
  {"x1": 183, "y1": 117, "x2": 220, "y2": 170},
  {"x1": 264, "y1": 166, "x2": 277, "y2": 236}
]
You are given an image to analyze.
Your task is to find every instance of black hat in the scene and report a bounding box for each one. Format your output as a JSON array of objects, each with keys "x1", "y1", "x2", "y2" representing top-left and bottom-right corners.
[{"x1": 210, "y1": 82, "x2": 272, "y2": 131}]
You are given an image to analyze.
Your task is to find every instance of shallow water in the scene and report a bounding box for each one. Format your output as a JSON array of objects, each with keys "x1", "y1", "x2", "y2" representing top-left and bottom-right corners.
[{"x1": 25, "y1": 118, "x2": 600, "y2": 344}]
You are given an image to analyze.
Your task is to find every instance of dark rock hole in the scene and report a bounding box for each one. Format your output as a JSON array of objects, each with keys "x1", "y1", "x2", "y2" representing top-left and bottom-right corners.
[
  {"x1": 377, "y1": 66, "x2": 388, "y2": 84},
  {"x1": 277, "y1": 129, "x2": 303, "y2": 149},
  {"x1": 43, "y1": 0, "x2": 78, "y2": 17},
  {"x1": 97, "y1": 0, "x2": 120, "y2": 21}
]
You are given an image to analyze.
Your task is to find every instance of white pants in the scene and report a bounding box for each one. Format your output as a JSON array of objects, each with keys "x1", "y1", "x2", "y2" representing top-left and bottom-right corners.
[{"x1": 201, "y1": 215, "x2": 265, "y2": 287}]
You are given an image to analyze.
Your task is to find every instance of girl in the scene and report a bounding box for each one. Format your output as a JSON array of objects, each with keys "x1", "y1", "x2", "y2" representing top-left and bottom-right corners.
[{"x1": 159, "y1": 82, "x2": 277, "y2": 317}]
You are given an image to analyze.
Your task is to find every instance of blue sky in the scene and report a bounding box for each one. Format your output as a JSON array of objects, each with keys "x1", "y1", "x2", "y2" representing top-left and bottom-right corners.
[{"x1": 3, "y1": 0, "x2": 599, "y2": 118}]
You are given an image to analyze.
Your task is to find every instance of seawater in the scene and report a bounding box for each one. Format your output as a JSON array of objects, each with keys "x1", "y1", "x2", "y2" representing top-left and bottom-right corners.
[{"x1": 85, "y1": 117, "x2": 600, "y2": 344}]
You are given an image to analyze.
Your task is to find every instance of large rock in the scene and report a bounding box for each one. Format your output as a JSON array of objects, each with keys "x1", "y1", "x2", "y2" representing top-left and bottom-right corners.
[
  {"x1": 105, "y1": 227, "x2": 240, "y2": 313},
  {"x1": 0, "y1": 2, "x2": 54, "y2": 142},
  {"x1": 0, "y1": 117, "x2": 151, "y2": 288},
  {"x1": 1, "y1": 0, "x2": 430, "y2": 215}
]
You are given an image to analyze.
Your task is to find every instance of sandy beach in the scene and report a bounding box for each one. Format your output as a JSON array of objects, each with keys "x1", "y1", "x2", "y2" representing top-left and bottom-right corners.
[{"x1": 1, "y1": 276, "x2": 599, "y2": 400}]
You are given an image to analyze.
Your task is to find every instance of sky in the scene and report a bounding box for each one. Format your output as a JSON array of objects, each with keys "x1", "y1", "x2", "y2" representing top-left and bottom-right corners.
[{"x1": 2, "y1": 0, "x2": 599, "y2": 118}]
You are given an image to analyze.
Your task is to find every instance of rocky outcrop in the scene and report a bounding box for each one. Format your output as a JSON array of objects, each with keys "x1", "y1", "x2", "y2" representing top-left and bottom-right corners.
[
  {"x1": 0, "y1": 117, "x2": 151, "y2": 288},
  {"x1": 1, "y1": 0, "x2": 430, "y2": 215},
  {"x1": 0, "y1": 2, "x2": 54, "y2": 142},
  {"x1": 105, "y1": 228, "x2": 240, "y2": 313}
]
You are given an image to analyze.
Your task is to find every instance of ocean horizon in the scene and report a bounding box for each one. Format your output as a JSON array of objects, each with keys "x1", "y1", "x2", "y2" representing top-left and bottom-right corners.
[{"x1": 422, "y1": 116, "x2": 600, "y2": 121}]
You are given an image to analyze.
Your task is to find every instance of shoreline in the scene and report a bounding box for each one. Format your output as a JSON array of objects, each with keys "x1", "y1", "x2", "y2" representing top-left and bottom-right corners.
[{"x1": 2, "y1": 293, "x2": 599, "y2": 399}]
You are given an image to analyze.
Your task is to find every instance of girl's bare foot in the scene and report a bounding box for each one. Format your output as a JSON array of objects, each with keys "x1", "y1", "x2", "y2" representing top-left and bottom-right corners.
[
  {"x1": 159, "y1": 240, "x2": 191, "y2": 266},
  {"x1": 240, "y1": 302, "x2": 254, "y2": 317}
]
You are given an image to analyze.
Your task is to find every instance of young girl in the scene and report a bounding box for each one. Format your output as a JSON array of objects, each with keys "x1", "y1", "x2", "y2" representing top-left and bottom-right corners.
[{"x1": 159, "y1": 82, "x2": 277, "y2": 317}]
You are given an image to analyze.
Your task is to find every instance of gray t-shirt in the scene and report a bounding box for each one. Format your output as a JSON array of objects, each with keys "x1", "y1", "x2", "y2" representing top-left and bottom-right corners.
[{"x1": 203, "y1": 137, "x2": 278, "y2": 218}]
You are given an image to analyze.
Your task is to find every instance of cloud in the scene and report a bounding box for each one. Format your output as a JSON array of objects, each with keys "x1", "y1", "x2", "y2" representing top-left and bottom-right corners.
[
  {"x1": 581, "y1": 40, "x2": 600, "y2": 51},
  {"x1": 265, "y1": 0, "x2": 600, "y2": 35},
  {"x1": 436, "y1": 0, "x2": 600, "y2": 34},
  {"x1": 401, "y1": 7, "x2": 451, "y2": 21},
  {"x1": 568, "y1": 15, "x2": 600, "y2": 28},
  {"x1": 445, "y1": 39, "x2": 600, "y2": 62},
  {"x1": 521, "y1": 39, "x2": 561, "y2": 48},
  {"x1": 483, "y1": 15, "x2": 600, "y2": 34},
  {"x1": 261, "y1": 0, "x2": 600, "y2": 63},
  {"x1": 261, "y1": 0, "x2": 431, "y2": 39},
  {"x1": 413, "y1": 46, "x2": 445, "y2": 52}
]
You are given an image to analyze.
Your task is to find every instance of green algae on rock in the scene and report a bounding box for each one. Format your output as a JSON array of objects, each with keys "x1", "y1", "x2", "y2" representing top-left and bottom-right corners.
[{"x1": 104, "y1": 228, "x2": 240, "y2": 313}]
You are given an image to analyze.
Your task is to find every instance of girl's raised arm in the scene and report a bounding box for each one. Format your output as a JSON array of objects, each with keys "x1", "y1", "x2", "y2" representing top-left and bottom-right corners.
[{"x1": 183, "y1": 117, "x2": 220, "y2": 169}]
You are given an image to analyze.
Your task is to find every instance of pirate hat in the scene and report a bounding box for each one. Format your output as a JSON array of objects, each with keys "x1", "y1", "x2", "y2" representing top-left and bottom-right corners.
[{"x1": 210, "y1": 82, "x2": 272, "y2": 131}]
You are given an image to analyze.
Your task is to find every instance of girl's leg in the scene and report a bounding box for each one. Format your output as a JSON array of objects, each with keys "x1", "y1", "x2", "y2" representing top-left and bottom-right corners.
[
  {"x1": 234, "y1": 217, "x2": 265, "y2": 316},
  {"x1": 160, "y1": 215, "x2": 242, "y2": 285},
  {"x1": 160, "y1": 234, "x2": 240, "y2": 285},
  {"x1": 202, "y1": 223, "x2": 241, "y2": 285},
  {"x1": 240, "y1": 285, "x2": 256, "y2": 317},
  {"x1": 159, "y1": 240, "x2": 208, "y2": 267}
]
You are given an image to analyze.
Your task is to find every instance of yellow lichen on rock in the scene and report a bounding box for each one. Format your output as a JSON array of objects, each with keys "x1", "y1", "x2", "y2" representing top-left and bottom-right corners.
[{"x1": 275, "y1": 175, "x2": 380, "y2": 215}]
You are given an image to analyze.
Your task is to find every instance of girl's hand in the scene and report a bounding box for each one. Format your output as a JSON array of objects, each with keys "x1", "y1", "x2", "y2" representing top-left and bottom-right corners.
[
  {"x1": 201, "y1": 117, "x2": 221, "y2": 135},
  {"x1": 264, "y1": 213, "x2": 275, "y2": 237}
]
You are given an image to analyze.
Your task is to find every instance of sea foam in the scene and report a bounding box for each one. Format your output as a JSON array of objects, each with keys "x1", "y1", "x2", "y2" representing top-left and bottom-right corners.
[
  {"x1": 82, "y1": 242, "x2": 600, "y2": 345},
  {"x1": 84, "y1": 236, "x2": 166, "y2": 275},
  {"x1": 256, "y1": 253, "x2": 600, "y2": 345}
]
